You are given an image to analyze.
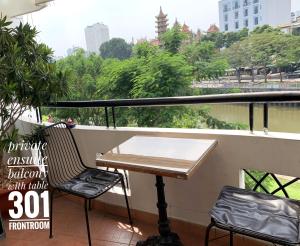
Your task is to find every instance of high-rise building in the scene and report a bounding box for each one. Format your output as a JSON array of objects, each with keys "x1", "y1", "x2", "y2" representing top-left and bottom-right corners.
[
  {"x1": 85, "y1": 23, "x2": 110, "y2": 55},
  {"x1": 291, "y1": 10, "x2": 300, "y2": 22},
  {"x1": 67, "y1": 46, "x2": 82, "y2": 56},
  {"x1": 280, "y1": 11, "x2": 300, "y2": 34},
  {"x1": 219, "y1": 0, "x2": 291, "y2": 32},
  {"x1": 156, "y1": 7, "x2": 168, "y2": 36}
]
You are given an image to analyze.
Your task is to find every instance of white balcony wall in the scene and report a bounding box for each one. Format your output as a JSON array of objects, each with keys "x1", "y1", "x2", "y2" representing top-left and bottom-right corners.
[{"x1": 16, "y1": 120, "x2": 300, "y2": 226}]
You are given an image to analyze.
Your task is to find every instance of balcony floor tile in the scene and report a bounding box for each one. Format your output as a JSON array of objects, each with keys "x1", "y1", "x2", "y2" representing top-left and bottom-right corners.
[{"x1": 2, "y1": 196, "x2": 270, "y2": 246}]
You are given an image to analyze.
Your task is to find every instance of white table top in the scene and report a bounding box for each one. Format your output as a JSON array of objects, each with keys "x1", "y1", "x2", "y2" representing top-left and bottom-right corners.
[{"x1": 96, "y1": 136, "x2": 217, "y2": 179}]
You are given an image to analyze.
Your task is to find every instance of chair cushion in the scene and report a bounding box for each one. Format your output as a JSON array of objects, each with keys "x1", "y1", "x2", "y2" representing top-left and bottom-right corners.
[
  {"x1": 57, "y1": 168, "x2": 121, "y2": 199},
  {"x1": 210, "y1": 186, "x2": 300, "y2": 244}
]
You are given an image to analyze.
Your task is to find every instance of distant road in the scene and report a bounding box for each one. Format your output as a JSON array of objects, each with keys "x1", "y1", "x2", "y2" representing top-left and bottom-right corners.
[{"x1": 193, "y1": 80, "x2": 300, "y2": 91}]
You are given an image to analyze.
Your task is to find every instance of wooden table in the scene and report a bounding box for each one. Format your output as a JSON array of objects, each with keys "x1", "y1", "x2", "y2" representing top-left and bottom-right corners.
[{"x1": 96, "y1": 136, "x2": 217, "y2": 246}]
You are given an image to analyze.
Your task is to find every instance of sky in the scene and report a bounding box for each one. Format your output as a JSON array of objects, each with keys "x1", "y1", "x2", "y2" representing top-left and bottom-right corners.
[{"x1": 25, "y1": 0, "x2": 300, "y2": 57}]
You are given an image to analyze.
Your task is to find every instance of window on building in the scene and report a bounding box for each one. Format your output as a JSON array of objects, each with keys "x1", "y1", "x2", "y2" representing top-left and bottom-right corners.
[
  {"x1": 235, "y1": 21, "x2": 239, "y2": 29},
  {"x1": 253, "y1": 0, "x2": 259, "y2": 3},
  {"x1": 234, "y1": 1, "x2": 239, "y2": 9},
  {"x1": 254, "y1": 16, "x2": 259, "y2": 25},
  {"x1": 225, "y1": 24, "x2": 229, "y2": 31},
  {"x1": 254, "y1": 5, "x2": 259, "y2": 14},
  {"x1": 235, "y1": 11, "x2": 239, "y2": 19},
  {"x1": 224, "y1": 4, "x2": 228, "y2": 12},
  {"x1": 244, "y1": 19, "x2": 249, "y2": 27},
  {"x1": 243, "y1": 0, "x2": 249, "y2": 6},
  {"x1": 224, "y1": 14, "x2": 228, "y2": 22},
  {"x1": 244, "y1": 8, "x2": 248, "y2": 17}
]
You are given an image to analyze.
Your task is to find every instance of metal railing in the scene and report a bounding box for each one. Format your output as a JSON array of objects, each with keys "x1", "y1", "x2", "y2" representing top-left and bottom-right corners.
[
  {"x1": 43, "y1": 91, "x2": 300, "y2": 133},
  {"x1": 244, "y1": 169, "x2": 300, "y2": 199},
  {"x1": 41, "y1": 91, "x2": 300, "y2": 195}
]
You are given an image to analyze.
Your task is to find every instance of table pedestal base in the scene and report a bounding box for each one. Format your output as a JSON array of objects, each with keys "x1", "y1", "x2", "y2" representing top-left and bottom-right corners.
[
  {"x1": 136, "y1": 232, "x2": 182, "y2": 246},
  {"x1": 136, "y1": 176, "x2": 183, "y2": 246}
]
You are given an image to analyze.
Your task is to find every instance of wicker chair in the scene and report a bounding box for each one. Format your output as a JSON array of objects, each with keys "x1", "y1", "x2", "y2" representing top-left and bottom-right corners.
[
  {"x1": 205, "y1": 186, "x2": 300, "y2": 246},
  {"x1": 42, "y1": 122, "x2": 132, "y2": 246}
]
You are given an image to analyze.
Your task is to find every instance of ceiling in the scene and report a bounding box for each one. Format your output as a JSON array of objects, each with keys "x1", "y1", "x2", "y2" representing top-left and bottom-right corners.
[{"x1": 0, "y1": 0, "x2": 53, "y2": 18}]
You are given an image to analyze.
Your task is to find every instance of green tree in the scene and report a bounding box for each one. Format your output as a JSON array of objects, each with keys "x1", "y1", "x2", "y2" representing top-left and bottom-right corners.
[
  {"x1": 202, "y1": 28, "x2": 249, "y2": 49},
  {"x1": 271, "y1": 35, "x2": 300, "y2": 82},
  {"x1": 97, "y1": 58, "x2": 141, "y2": 99},
  {"x1": 183, "y1": 41, "x2": 229, "y2": 81},
  {"x1": 223, "y1": 41, "x2": 250, "y2": 83},
  {"x1": 48, "y1": 36, "x2": 246, "y2": 131},
  {"x1": 0, "y1": 17, "x2": 66, "y2": 187},
  {"x1": 56, "y1": 49, "x2": 103, "y2": 100},
  {"x1": 223, "y1": 31, "x2": 300, "y2": 83},
  {"x1": 132, "y1": 52, "x2": 192, "y2": 98},
  {"x1": 160, "y1": 26, "x2": 187, "y2": 54},
  {"x1": 251, "y1": 25, "x2": 281, "y2": 34},
  {"x1": 201, "y1": 32, "x2": 226, "y2": 49},
  {"x1": 248, "y1": 32, "x2": 299, "y2": 82},
  {"x1": 133, "y1": 41, "x2": 159, "y2": 58},
  {"x1": 95, "y1": 57, "x2": 144, "y2": 126},
  {"x1": 98, "y1": 50, "x2": 193, "y2": 127},
  {"x1": 183, "y1": 41, "x2": 216, "y2": 62},
  {"x1": 191, "y1": 59, "x2": 228, "y2": 81},
  {"x1": 223, "y1": 28, "x2": 249, "y2": 48},
  {"x1": 53, "y1": 49, "x2": 104, "y2": 124},
  {"x1": 100, "y1": 38, "x2": 132, "y2": 60}
]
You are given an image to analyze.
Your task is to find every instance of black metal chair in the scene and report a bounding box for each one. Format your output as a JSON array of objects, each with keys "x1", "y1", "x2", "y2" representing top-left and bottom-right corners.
[
  {"x1": 205, "y1": 186, "x2": 300, "y2": 246},
  {"x1": 42, "y1": 122, "x2": 132, "y2": 246}
]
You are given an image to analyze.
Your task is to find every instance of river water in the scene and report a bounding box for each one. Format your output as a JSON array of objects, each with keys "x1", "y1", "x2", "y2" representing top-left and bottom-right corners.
[{"x1": 208, "y1": 104, "x2": 300, "y2": 133}]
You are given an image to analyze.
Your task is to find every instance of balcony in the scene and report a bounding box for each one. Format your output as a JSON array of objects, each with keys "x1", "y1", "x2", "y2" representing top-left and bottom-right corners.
[{"x1": 5, "y1": 92, "x2": 299, "y2": 246}]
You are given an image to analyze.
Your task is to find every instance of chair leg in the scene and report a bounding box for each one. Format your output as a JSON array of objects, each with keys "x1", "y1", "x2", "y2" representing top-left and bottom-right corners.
[
  {"x1": 49, "y1": 189, "x2": 54, "y2": 239},
  {"x1": 124, "y1": 171, "x2": 130, "y2": 190},
  {"x1": 88, "y1": 199, "x2": 92, "y2": 211},
  {"x1": 205, "y1": 221, "x2": 214, "y2": 246},
  {"x1": 84, "y1": 199, "x2": 92, "y2": 246},
  {"x1": 120, "y1": 177, "x2": 133, "y2": 226},
  {"x1": 229, "y1": 231, "x2": 233, "y2": 246}
]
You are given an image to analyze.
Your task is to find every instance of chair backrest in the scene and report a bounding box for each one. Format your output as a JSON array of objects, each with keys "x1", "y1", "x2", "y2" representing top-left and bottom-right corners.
[{"x1": 42, "y1": 122, "x2": 86, "y2": 187}]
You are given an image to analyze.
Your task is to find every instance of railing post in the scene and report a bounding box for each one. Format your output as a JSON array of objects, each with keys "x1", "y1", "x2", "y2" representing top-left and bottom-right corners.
[
  {"x1": 39, "y1": 107, "x2": 42, "y2": 123},
  {"x1": 249, "y1": 103, "x2": 254, "y2": 133},
  {"x1": 35, "y1": 108, "x2": 40, "y2": 123},
  {"x1": 36, "y1": 107, "x2": 42, "y2": 123},
  {"x1": 263, "y1": 103, "x2": 268, "y2": 134},
  {"x1": 105, "y1": 107, "x2": 109, "y2": 128},
  {"x1": 112, "y1": 107, "x2": 116, "y2": 129}
]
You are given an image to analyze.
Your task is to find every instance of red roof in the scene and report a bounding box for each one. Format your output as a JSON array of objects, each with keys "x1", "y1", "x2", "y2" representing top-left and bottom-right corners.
[
  {"x1": 207, "y1": 24, "x2": 220, "y2": 33},
  {"x1": 150, "y1": 39, "x2": 160, "y2": 46},
  {"x1": 182, "y1": 23, "x2": 190, "y2": 33}
]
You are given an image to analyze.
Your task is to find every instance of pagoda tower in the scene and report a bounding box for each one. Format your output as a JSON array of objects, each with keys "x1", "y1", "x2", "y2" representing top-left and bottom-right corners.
[
  {"x1": 182, "y1": 23, "x2": 190, "y2": 33},
  {"x1": 207, "y1": 24, "x2": 220, "y2": 33},
  {"x1": 173, "y1": 18, "x2": 180, "y2": 28},
  {"x1": 156, "y1": 7, "x2": 168, "y2": 36}
]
